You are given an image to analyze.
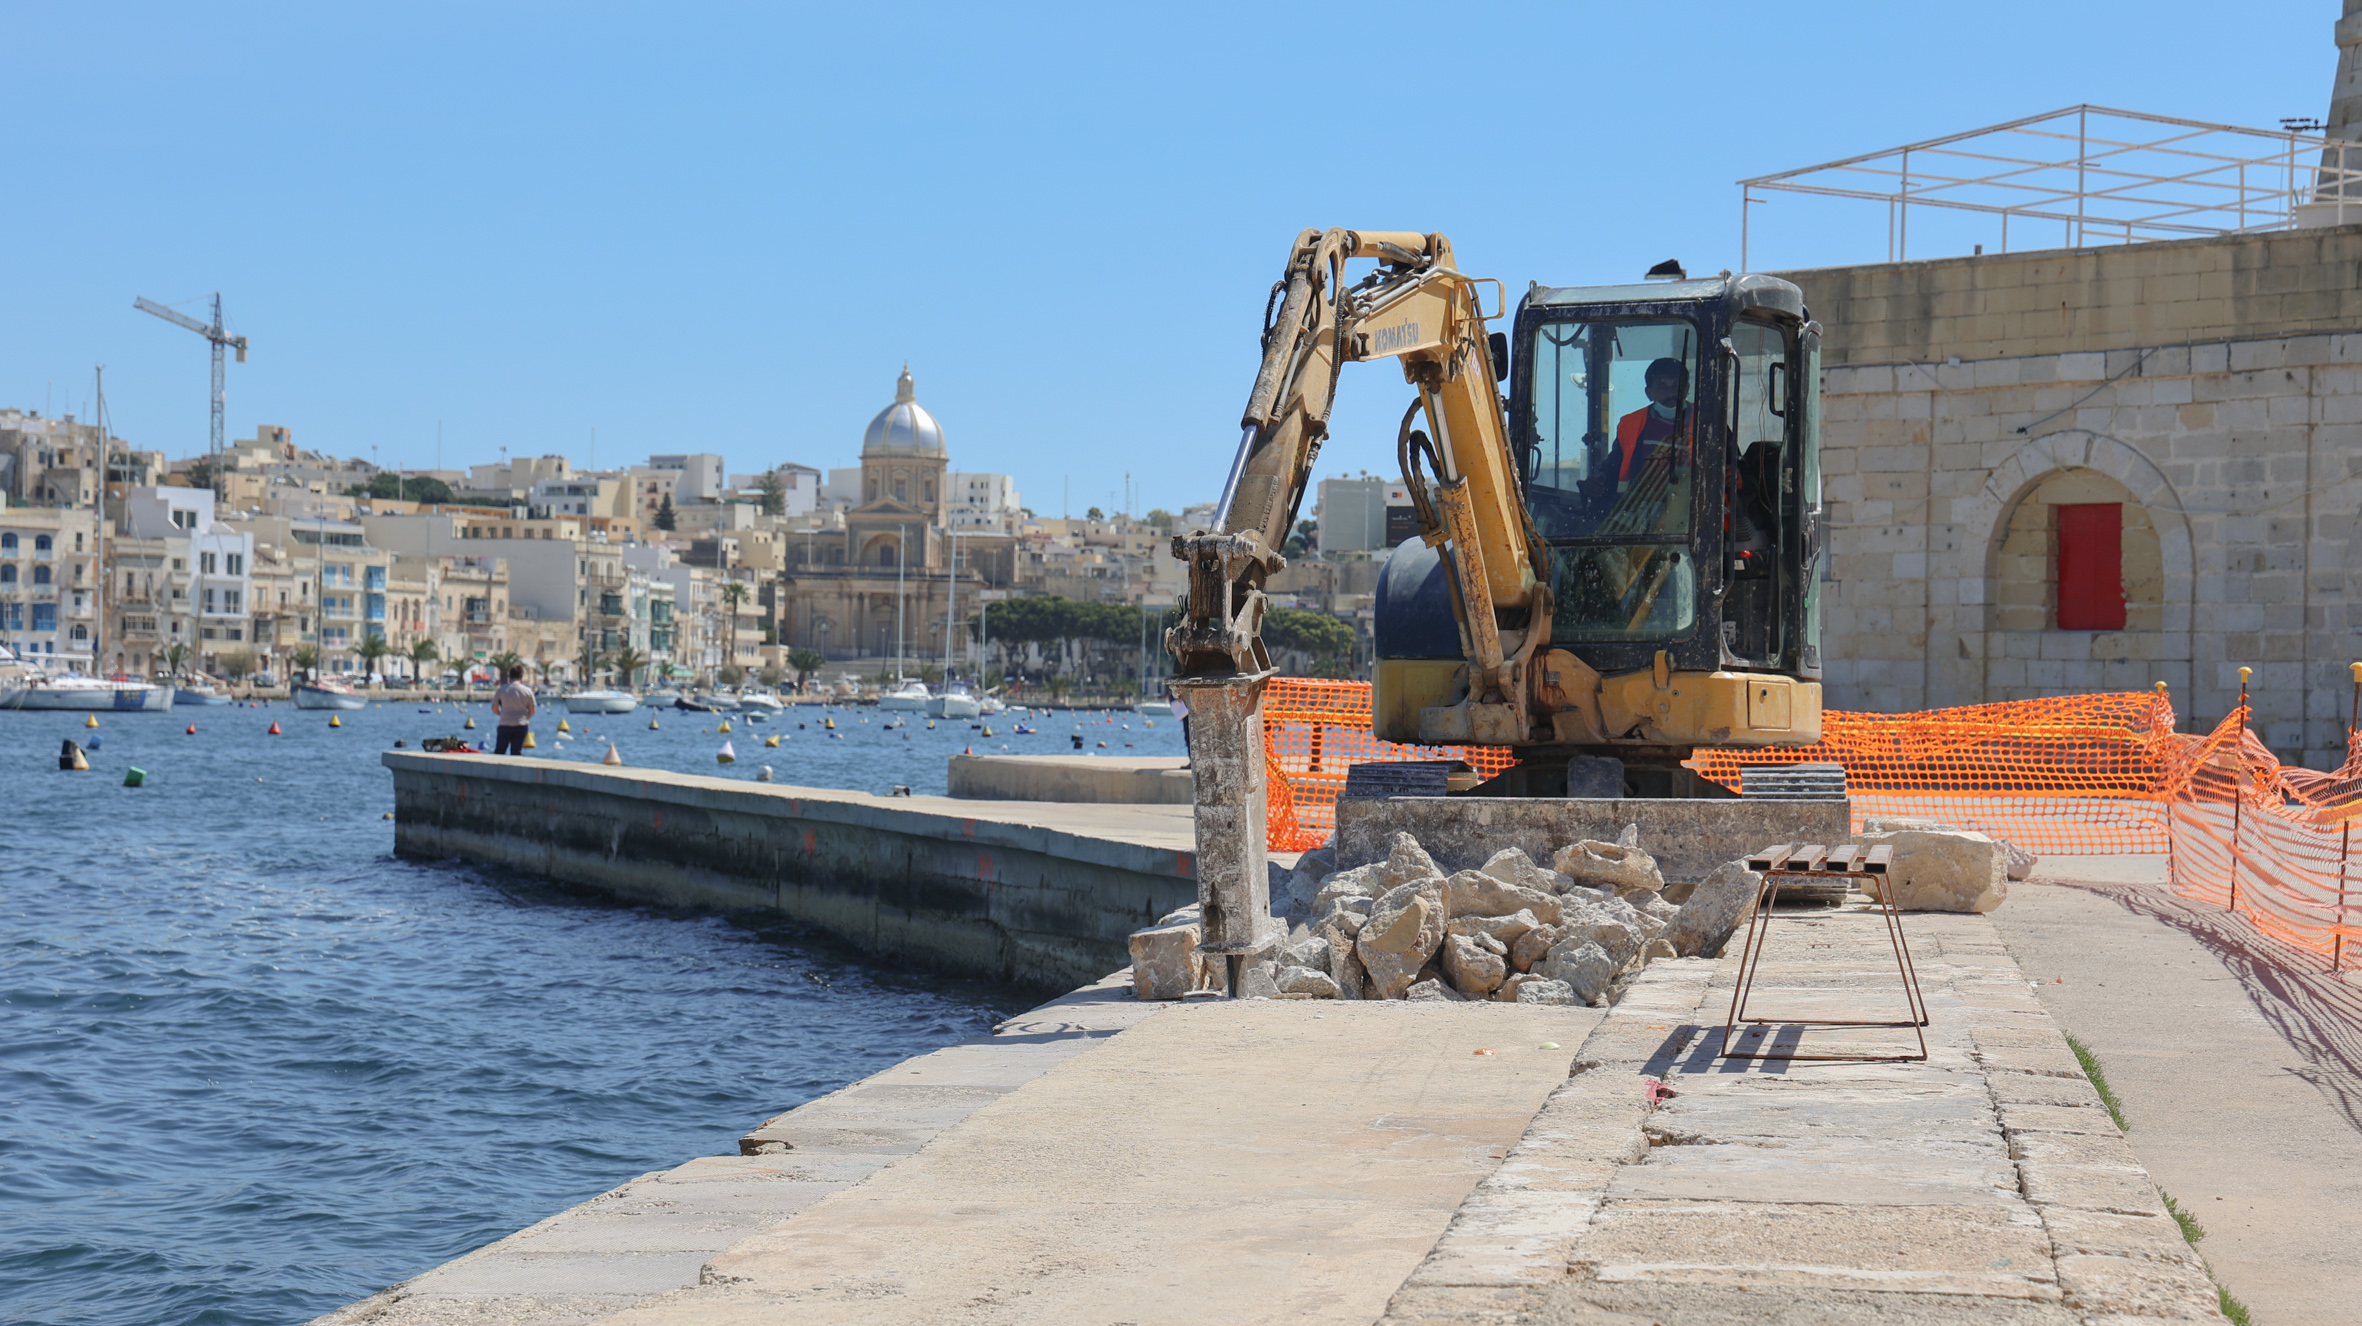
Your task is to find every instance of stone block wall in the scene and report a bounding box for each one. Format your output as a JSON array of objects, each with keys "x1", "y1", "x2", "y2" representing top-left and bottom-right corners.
[{"x1": 1800, "y1": 334, "x2": 2362, "y2": 767}]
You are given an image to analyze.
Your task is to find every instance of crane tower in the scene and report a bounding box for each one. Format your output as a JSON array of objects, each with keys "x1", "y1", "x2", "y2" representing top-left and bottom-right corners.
[{"x1": 134, "y1": 293, "x2": 249, "y2": 460}]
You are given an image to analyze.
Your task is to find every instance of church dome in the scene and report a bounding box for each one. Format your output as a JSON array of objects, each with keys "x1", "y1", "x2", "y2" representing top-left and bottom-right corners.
[{"x1": 862, "y1": 366, "x2": 945, "y2": 456}]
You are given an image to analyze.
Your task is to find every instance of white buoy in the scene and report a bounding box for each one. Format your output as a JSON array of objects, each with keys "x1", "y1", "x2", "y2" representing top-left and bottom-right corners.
[{"x1": 603, "y1": 742, "x2": 622, "y2": 766}]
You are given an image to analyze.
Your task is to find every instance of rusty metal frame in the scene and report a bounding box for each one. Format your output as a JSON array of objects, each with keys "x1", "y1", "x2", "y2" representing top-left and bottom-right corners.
[{"x1": 1718, "y1": 842, "x2": 1930, "y2": 1063}]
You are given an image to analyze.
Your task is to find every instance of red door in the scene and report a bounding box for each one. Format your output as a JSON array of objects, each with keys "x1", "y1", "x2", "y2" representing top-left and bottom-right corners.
[{"x1": 2055, "y1": 503, "x2": 2125, "y2": 630}]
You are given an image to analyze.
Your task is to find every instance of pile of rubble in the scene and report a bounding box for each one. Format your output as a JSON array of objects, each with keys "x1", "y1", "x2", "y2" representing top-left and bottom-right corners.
[
  {"x1": 1131, "y1": 819, "x2": 2031, "y2": 1005},
  {"x1": 1133, "y1": 828, "x2": 1764, "y2": 1006}
]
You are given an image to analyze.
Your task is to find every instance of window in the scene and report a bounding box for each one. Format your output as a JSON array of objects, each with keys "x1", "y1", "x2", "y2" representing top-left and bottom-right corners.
[
  {"x1": 2055, "y1": 503, "x2": 2126, "y2": 630},
  {"x1": 32, "y1": 566, "x2": 49, "y2": 586},
  {"x1": 201, "y1": 552, "x2": 218, "y2": 575},
  {"x1": 204, "y1": 589, "x2": 218, "y2": 614},
  {"x1": 172, "y1": 510, "x2": 196, "y2": 531},
  {"x1": 0, "y1": 533, "x2": 13, "y2": 551},
  {"x1": 0, "y1": 566, "x2": 13, "y2": 584},
  {"x1": 1, "y1": 603, "x2": 17, "y2": 630},
  {"x1": 32, "y1": 603, "x2": 55, "y2": 632},
  {"x1": 34, "y1": 535, "x2": 51, "y2": 553},
  {"x1": 225, "y1": 553, "x2": 244, "y2": 576},
  {"x1": 1522, "y1": 317, "x2": 1701, "y2": 642}
]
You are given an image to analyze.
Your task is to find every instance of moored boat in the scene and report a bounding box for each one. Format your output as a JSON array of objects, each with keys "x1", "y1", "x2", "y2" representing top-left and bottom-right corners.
[
  {"x1": 877, "y1": 679, "x2": 931, "y2": 712},
  {"x1": 736, "y1": 691, "x2": 785, "y2": 714},
  {"x1": 293, "y1": 679, "x2": 367, "y2": 710},
  {"x1": 0, "y1": 674, "x2": 174, "y2": 712},
  {"x1": 1134, "y1": 699, "x2": 1175, "y2": 717},
  {"x1": 563, "y1": 689, "x2": 640, "y2": 715},
  {"x1": 927, "y1": 682, "x2": 981, "y2": 720},
  {"x1": 174, "y1": 683, "x2": 233, "y2": 706}
]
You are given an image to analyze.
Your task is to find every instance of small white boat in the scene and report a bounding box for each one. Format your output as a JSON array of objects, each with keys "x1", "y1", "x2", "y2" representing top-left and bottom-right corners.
[
  {"x1": 978, "y1": 695, "x2": 1006, "y2": 717},
  {"x1": 0, "y1": 674, "x2": 174, "y2": 712},
  {"x1": 1135, "y1": 699, "x2": 1175, "y2": 717},
  {"x1": 564, "y1": 689, "x2": 640, "y2": 715},
  {"x1": 293, "y1": 679, "x2": 367, "y2": 710},
  {"x1": 174, "y1": 683, "x2": 234, "y2": 706},
  {"x1": 877, "y1": 679, "x2": 932, "y2": 712},
  {"x1": 644, "y1": 688, "x2": 683, "y2": 706},
  {"x1": 700, "y1": 691, "x2": 743, "y2": 712},
  {"x1": 736, "y1": 691, "x2": 785, "y2": 714},
  {"x1": 927, "y1": 683, "x2": 981, "y2": 720}
]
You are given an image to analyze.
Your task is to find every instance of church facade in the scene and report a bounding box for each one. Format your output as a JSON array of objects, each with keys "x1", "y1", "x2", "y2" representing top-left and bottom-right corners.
[{"x1": 773, "y1": 368, "x2": 1001, "y2": 666}]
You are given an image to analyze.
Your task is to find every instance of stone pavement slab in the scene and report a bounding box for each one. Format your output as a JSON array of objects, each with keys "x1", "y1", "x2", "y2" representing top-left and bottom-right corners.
[
  {"x1": 1379, "y1": 901, "x2": 2221, "y2": 1326},
  {"x1": 591, "y1": 999, "x2": 1605, "y2": 1326},
  {"x1": 1993, "y1": 857, "x2": 2362, "y2": 1326}
]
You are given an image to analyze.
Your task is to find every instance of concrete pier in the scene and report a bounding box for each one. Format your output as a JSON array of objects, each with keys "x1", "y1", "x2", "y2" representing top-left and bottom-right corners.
[{"x1": 382, "y1": 752, "x2": 1205, "y2": 988}]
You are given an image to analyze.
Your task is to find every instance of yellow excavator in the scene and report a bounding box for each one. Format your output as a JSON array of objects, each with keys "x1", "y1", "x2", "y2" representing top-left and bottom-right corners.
[{"x1": 1166, "y1": 229, "x2": 1826, "y2": 970}]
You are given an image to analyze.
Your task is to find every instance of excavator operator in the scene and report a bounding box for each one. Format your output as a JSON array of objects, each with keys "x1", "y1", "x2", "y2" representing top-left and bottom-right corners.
[{"x1": 1606, "y1": 356, "x2": 1692, "y2": 505}]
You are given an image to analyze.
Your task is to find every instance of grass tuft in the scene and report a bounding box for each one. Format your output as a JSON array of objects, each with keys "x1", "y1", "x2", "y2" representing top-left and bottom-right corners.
[
  {"x1": 2216, "y1": 1284, "x2": 2253, "y2": 1325},
  {"x1": 2065, "y1": 1034, "x2": 2129, "y2": 1131},
  {"x1": 2160, "y1": 1190, "x2": 2206, "y2": 1244}
]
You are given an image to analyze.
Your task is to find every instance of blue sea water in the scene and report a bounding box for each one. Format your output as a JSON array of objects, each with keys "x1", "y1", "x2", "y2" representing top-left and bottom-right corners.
[{"x1": 0, "y1": 699, "x2": 1184, "y2": 1326}]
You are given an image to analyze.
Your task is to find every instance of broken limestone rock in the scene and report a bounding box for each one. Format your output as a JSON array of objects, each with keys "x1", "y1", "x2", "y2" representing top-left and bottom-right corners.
[
  {"x1": 1317, "y1": 910, "x2": 1370, "y2": 1000},
  {"x1": 1637, "y1": 937, "x2": 1677, "y2": 964},
  {"x1": 2002, "y1": 840, "x2": 2038, "y2": 882},
  {"x1": 1509, "y1": 923, "x2": 1563, "y2": 974},
  {"x1": 1447, "y1": 908, "x2": 1539, "y2": 949},
  {"x1": 1858, "y1": 827, "x2": 2009, "y2": 913},
  {"x1": 1129, "y1": 918, "x2": 1207, "y2": 1000},
  {"x1": 1405, "y1": 977, "x2": 1466, "y2": 1002},
  {"x1": 1356, "y1": 877, "x2": 1447, "y2": 999},
  {"x1": 1552, "y1": 840, "x2": 1666, "y2": 896},
  {"x1": 1539, "y1": 940, "x2": 1618, "y2": 1005},
  {"x1": 1443, "y1": 869, "x2": 1563, "y2": 925},
  {"x1": 1441, "y1": 932, "x2": 1507, "y2": 995},
  {"x1": 1554, "y1": 914, "x2": 1642, "y2": 969},
  {"x1": 1281, "y1": 933, "x2": 1331, "y2": 973},
  {"x1": 1661, "y1": 859, "x2": 1764, "y2": 958},
  {"x1": 1277, "y1": 965, "x2": 1341, "y2": 998},
  {"x1": 1311, "y1": 864, "x2": 1384, "y2": 915},
  {"x1": 1514, "y1": 977, "x2": 1584, "y2": 1006},
  {"x1": 1616, "y1": 822, "x2": 1640, "y2": 849},
  {"x1": 1237, "y1": 959, "x2": 1283, "y2": 1000},
  {"x1": 1476, "y1": 847, "x2": 1573, "y2": 899},
  {"x1": 1379, "y1": 831, "x2": 1444, "y2": 890}
]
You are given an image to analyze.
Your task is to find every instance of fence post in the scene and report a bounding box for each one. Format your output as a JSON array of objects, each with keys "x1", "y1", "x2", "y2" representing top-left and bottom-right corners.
[
  {"x1": 2156, "y1": 680, "x2": 2176, "y2": 892},
  {"x1": 2230, "y1": 667, "x2": 2251, "y2": 916},
  {"x1": 2339, "y1": 662, "x2": 2362, "y2": 973}
]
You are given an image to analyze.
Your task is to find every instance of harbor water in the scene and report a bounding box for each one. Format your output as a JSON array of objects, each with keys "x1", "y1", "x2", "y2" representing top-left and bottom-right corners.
[{"x1": 1, "y1": 700, "x2": 1184, "y2": 1326}]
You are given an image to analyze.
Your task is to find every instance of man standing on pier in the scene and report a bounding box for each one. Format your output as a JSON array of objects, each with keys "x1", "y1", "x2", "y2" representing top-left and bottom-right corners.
[{"x1": 492, "y1": 665, "x2": 536, "y2": 756}]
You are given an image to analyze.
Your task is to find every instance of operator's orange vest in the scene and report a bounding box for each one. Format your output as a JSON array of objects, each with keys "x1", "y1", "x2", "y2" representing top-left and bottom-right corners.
[{"x1": 1613, "y1": 406, "x2": 1689, "y2": 481}]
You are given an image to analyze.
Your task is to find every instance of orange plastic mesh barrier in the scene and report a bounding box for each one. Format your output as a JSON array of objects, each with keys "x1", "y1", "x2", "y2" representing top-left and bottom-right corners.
[
  {"x1": 1261, "y1": 677, "x2": 1516, "y2": 851},
  {"x1": 1688, "y1": 693, "x2": 2180, "y2": 856},
  {"x1": 2162, "y1": 709, "x2": 2362, "y2": 963},
  {"x1": 1259, "y1": 680, "x2": 2362, "y2": 967}
]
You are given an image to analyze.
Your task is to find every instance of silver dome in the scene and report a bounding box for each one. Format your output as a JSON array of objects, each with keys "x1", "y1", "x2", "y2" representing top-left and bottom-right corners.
[{"x1": 862, "y1": 366, "x2": 945, "y2": 456}]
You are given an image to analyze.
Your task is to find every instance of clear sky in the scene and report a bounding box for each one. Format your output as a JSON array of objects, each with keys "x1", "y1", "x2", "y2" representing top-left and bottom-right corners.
[{"x1": 0, "y1": 1, "x2": 2335, "y2": 518}]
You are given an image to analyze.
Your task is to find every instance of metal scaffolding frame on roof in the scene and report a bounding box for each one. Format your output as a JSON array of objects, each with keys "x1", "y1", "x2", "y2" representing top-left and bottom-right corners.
[{"x1": 1738, "y1": 104, "x2": 2362, "y2": 269}]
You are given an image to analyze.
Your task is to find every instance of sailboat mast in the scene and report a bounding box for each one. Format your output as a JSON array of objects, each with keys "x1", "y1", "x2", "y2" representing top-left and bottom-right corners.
[
  {"x1": 894, "y1": 524, "x2": 906, "y2": 681},
  {"x1": 943, "y1": 528, "x2": 956, "y2": 681},
  {"x1": 92, "y1": 366, "x2": 106, "y2": 676}
]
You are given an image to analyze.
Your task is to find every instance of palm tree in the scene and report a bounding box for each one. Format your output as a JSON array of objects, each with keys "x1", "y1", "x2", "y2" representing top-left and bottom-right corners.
[
  {"x1": 355, "y1": 633, "x2": 391, "y2": 686},
  {"x1": 408, "y1": 637, "x2": 440, "y2": 682},
  {"x1": 573, "y1": 641, "x2": 598, "y2": 685},
  {"x1": 290, "y1": 644, "x2": 321, "y2": 683},
  {"x1": 487, "y1": 649, "x2": 524, "y2": 687},
  {"x1": 607, "y1": 646, "x2": 648, "y2": 689},
  {"x1": 787, "y1": 646, "x2": 825, "y2": 691},
  {"x1": 160, "y1": 642, "x2": 192, "y2": 679}
]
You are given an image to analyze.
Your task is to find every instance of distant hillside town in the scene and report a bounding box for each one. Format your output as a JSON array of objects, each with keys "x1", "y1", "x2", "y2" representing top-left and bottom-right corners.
[{"x1": 0, "y1": 367, "x2": 1394, "y2": 689}]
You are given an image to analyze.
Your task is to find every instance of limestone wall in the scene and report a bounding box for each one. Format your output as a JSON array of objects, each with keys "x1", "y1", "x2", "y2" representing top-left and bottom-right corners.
[{"x1": 1802, "y1": 333, "x2": 2362, "y2": 767}]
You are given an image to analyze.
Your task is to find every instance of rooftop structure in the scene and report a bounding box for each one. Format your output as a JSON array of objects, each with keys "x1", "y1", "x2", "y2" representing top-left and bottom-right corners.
[{"x1": 1740, "y1": 105, "x2": 2362, "y2": 268}]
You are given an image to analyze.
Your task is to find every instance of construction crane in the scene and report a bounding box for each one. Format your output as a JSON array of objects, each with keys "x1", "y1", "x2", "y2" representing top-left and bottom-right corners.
[{"x1": 133, "y1": 294, "x2": 249, "y2": 460}]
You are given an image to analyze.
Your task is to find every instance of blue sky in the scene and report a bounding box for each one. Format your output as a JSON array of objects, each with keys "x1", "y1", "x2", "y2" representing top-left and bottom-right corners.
[{"x1": 0, "y1": 2, "x2": 2335, "y2": 517}]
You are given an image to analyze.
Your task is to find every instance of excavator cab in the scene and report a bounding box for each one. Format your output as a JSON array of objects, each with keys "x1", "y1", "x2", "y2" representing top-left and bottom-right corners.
[{"x1": 1374, "y1": 271, "x2": 1824, "y2": 788}]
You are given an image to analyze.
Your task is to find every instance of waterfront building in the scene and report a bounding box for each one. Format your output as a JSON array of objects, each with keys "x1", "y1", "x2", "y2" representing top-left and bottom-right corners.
[
  {"x1": 0, "y1": 411, "x2": 103, "y2": 506},
  {"x1": 114, "y1": 486, "x2": 257, "y2": 675},
  {"x1": 0, "y1": 502, "x2": 101, "y2": 667}
]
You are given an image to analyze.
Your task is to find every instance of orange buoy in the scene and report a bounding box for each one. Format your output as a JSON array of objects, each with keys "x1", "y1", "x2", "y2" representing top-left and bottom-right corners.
[
  {"x1": 267, "y1": 721, "x2": 282, "y2": 735},
  {"x1": 186, "y1": 724, "x2": 197, "y2": 735}
]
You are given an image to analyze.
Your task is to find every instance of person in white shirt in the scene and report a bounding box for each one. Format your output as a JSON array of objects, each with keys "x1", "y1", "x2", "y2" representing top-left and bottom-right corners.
[{"x1": 492, "y1": 665, "x2": 537, "y2": 756}]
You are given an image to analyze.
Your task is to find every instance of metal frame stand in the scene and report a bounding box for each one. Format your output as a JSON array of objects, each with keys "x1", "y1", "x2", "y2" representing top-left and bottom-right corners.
[{"x1": 1719, "y1": 843, "x2": 1930, "y2": 1063}]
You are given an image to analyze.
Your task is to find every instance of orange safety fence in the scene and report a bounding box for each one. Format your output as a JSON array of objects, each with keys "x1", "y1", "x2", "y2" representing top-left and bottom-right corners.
[{"x1": 1259, "y1": 679, "x2": 2362, "y2": 968}]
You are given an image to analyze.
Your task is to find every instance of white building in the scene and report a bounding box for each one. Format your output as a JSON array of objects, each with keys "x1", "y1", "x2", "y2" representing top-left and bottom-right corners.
[
  {"x1": 119, "y1": 486, "x2": 256, "y2": 664},
  {"x1": 945, "y1": 471, "x2": 1022, "y2": 532},
  {"x1": 648, "y1": 453, "x2": 727, "y2": 504}
]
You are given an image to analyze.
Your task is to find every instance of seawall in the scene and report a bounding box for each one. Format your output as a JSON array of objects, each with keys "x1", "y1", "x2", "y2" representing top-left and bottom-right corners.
[{"x1": 382, "y1": 751, "x2": 1201, "y2": 988}]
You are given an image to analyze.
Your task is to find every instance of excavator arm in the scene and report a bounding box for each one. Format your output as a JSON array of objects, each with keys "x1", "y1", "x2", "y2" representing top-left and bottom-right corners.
[{"x1": 1165, "y1": 229, "x2": 1543, "y2": 982}]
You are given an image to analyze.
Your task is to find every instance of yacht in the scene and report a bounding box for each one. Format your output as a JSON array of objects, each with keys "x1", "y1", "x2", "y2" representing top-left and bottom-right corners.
[
  {"x1": 563, "y1": 689, "x2": 640, "y2": 715},
  {"x1": 736, "y1": 691, "x2": 785, "y2": 715},
  {"x1": 293, "y1": 678, "x2": 367, "y2": 710},
  {"x1": 877, "y1": 679, "x2": 932, "y2": 712},
  {"x1": 978, "y1": 694, "x2": 1006, "y2": 717},
  {"x1": 1135, "y1": 699, "x2": 1176, "y2": 718},
  {"x1": 173, "y1": 680, "x2": 234, "y2": 706},
  {"x1": 644, "y1": 687, "x2": 683, "y2": 706},
  {"x1": 0, "y1": 673, "x2": 173, "y2": 712},
  {"x1": 927, "y1": 682, "x2": 981, "y2": 720}
]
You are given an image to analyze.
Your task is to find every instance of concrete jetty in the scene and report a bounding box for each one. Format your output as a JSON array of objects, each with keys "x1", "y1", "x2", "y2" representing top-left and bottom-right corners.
[
  {"x1": 314, "y1": 861, "x2": 2258, "y2": 1326},
  {"x1": 382, "y1": 752, "x2": 1209, "y2": 987}
]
